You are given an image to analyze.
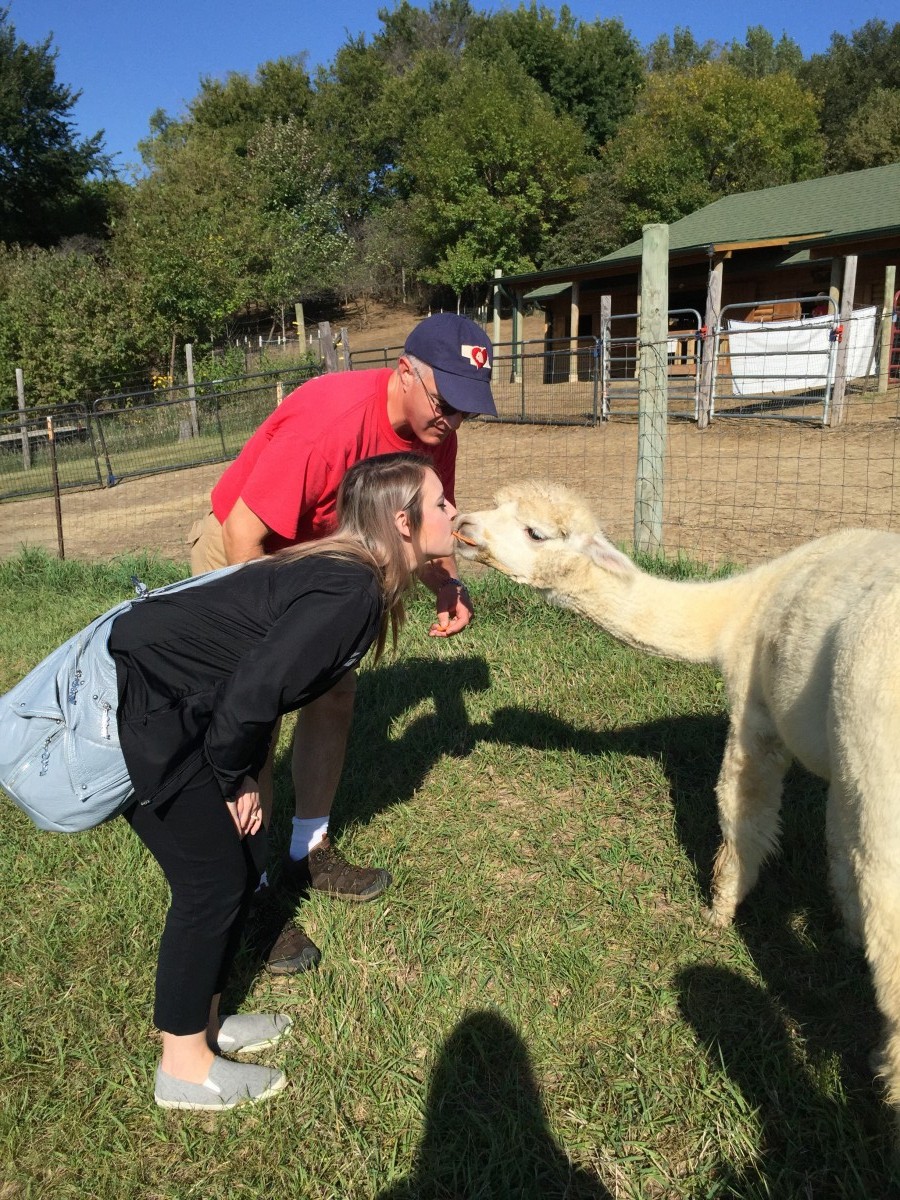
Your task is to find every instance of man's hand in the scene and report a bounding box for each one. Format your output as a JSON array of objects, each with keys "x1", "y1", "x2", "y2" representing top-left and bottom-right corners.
[{"x1": 226, "y1": 776, "x2": 264, "y2": 838}]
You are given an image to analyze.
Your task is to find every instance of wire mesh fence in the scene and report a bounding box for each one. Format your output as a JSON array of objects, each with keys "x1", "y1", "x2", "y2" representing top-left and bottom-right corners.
[
  {"x1": 1, "y1": 333, "x2": 897, "y2": 570},
  {"x1": 0, "y1": 368, "x2": 321, "y2": 502}
]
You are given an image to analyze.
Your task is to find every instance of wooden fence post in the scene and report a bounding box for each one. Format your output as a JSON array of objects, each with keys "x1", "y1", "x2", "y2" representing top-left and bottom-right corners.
[
  {"x1": 828, "y1": 255, "x2": 858, "y2": 427},
  {"x1": 318, "y1": 322, "x2": 339, "y2": 372},
  {"x1": 635, "y1": 224, "x2": 668, "y2": 556},
  {"x1": 698, "y1": 254, "x2": 723, "y2": 429},
  {"x1": 294, "y1": 302, "x2": 305, "y2": 346},
  {"x1": 184, "y1": 343, "x2": 200, "y2": 437},
  {"x1": 493, "y1": 267, "x2": 502, "y2": 351},
  {"x1": 878, "y1": 264, "x2": 897, "y2": 393},
  {"x1": 16, "y1": 367, "x2": 30, "y2": 470},
  {"x1": 340, "y1": 326, "x2": 351, "y2": 370},
  {"x1": 47, "y1": 416, "x2": 65, "y2": 559},
  {"x1": 599, "y1": 294, "x2": 611, "y2": 418}
]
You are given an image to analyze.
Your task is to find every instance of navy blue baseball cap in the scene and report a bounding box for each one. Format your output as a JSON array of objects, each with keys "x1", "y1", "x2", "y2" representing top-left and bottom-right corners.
[{"x1": 404, "y1": 313, "x2": 496, "y2": 417}]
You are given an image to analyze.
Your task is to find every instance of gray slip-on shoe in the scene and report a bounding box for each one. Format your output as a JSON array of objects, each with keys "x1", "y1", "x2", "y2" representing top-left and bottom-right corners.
[
  {"x1": 155, "y1": 1055, "x2": 287, "y2": 1110},
  {"x1": 214, "y1": 1012, "x2": 293, "y2": 1055}
]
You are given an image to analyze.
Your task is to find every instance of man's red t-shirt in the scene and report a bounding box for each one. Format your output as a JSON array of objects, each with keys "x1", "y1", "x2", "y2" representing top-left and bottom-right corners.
[{"x1": 211, "y1": 368, "x2": 457, "y2": 551}]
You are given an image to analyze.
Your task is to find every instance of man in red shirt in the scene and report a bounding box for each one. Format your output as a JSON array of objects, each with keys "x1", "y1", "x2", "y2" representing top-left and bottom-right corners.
[{"x1": 189, "y1": 314, "x2": 496, "y2": 973}]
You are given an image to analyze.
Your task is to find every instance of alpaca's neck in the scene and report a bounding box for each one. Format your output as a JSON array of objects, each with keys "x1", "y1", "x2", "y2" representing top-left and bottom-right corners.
[{"x1": 540, "y1": 556, "x2": 756, "y2": 666}]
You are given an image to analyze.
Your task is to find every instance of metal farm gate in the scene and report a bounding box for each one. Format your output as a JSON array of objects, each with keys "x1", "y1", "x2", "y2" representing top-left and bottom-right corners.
[
  {"x1": 601, "y1": 308, "x2": 703, "y2": 420},
  {"x1": 708, "y1": 296, "x2": 842, "y2": 423}
]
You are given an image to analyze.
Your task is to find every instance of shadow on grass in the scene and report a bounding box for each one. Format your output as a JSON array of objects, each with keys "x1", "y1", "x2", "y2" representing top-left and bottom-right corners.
[
  {"x1": 472, "y1": 703, "x2": 727, "y2": 892},
  {"x1": 678, "y1": 966, "x2": 898, "y2": 1196},
  {"x1": 376, "y1": 1010, "x2": 611, "y2": 1200},
  {"x1": 263, "y1": 668, "x2": 894, "y2": 1177},
  {"x1": 269, "y1": 655, "x2": 494, "y2": 845},
  {"x1": 468, "y1": 705, "x2": 897, "y2": 1182}
]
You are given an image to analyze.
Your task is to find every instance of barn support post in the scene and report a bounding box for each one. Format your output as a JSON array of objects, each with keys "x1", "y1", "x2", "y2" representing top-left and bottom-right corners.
[
  {"x1": 698, "y1": 253, "x2": 724, "y2": 429},
  {"x1": 828, "y1": 258, "x2": 843, "y2": 312},
  {"x1": 635, "y1": 223, "x2": 668, "y2": 556},
  {"x1": 878, "y1": 264, "x2": 897, "y2": 393},
  {"x1": 827, "y1": 255, "x2": 858, "y2": 427},
  {"x1": 511, "y1": 290, "x2": 522, "y2": 384},
  {"x1": 493, "y1": 267, "x2": 502, "y2": 351},
  {"x1": 568, "y1": 280, "x2": 581, "y2": 383},
  {"x1": 15, "y1": 367, "x2": 30, "y2": 471}
]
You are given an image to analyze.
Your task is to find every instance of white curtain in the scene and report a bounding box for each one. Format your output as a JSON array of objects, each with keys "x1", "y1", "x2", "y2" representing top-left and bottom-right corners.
[{"x1": 727, "y1": 307, "x2": 877, "y2": 397}]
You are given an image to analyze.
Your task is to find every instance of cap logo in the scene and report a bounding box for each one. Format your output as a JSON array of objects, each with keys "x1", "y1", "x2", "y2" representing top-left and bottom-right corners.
[{"x1": 463, "y1": 344, "x2": 490, "y2": 370}]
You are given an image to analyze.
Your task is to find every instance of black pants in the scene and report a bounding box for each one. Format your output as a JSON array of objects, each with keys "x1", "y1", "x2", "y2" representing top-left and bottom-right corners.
[{"x1": 125, "y1": 764, "x2": 266, "y2": 1036}]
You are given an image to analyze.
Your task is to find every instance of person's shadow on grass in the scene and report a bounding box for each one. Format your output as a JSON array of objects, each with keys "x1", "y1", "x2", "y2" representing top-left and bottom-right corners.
[
  {"x1": 678, "y1": 965, "x2": 899, "y2": 1195},
  {"x1": 375, "y1": 1009, "x2": 612, "y2": 1200},
  {"x1": 469, "y1": 705, "x2": 899, "y2": 1180},
  {"x1": 269, "y1": 654, "x2": 492, "y2": 846}
]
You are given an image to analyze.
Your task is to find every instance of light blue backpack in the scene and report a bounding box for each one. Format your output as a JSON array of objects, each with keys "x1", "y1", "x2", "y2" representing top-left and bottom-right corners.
[{"x1": 0, "y1": 564, "x2": 242, "y2": 833}]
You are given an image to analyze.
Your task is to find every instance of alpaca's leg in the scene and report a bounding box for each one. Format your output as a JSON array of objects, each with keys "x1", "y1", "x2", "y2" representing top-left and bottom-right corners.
[
  {"x1": 859, "y1": 852, "x2": 900, "y2": 1148},
  {"x1": 843, "y1": 768, "x2": 900, "y2": 1142},
  {"x1": 825, "y1": 777, "x2": 863, "y2": 947},
  {"x1": 704, "y1": 709, "x2": 791, "y2": 927}
]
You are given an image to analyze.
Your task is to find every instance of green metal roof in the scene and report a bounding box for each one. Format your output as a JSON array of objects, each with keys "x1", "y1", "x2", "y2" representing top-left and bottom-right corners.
[
  {"x1": 499, "y1": 164, "x2": 900, "y2": 285},
  {"x1": 597, "y1": 163, "x2": 900, "y2": 266},
  {"x1": 524, "y1": 280, "x2": 572, "y2": 301}
]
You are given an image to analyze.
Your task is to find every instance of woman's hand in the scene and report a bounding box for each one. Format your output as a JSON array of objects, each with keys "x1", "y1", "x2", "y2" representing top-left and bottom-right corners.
[
  {"x1": 429, "y1": 578, "x2": 474, "y2": 637},
  {"x1": 226, "y1": 776, "x2": 263, "y2": 838}
]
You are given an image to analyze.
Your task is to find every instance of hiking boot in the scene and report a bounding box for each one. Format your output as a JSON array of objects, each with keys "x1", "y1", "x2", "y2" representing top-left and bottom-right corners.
[
  {"x1": 282, "y1": 835, "x2": 392, "y2": 902},
  {"x1": 265, "y1": 921, "x2": 322, "y2": 976}
]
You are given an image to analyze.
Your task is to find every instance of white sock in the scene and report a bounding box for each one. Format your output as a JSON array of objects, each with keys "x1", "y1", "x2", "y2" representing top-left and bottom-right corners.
[{"x1": 289, "y1": 816, "x2": 329, "y2": 862}]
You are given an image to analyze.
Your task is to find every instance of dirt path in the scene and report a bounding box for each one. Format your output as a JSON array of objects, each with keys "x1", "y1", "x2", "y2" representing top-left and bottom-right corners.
[{"x1": 3, "y1": 404, "x2": 898, "y2": 569}]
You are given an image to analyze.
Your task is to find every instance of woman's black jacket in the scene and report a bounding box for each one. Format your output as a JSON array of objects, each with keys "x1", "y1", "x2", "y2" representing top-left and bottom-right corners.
[{"x1": 108, "y1": 554, "x2": 383, "y2": 810}]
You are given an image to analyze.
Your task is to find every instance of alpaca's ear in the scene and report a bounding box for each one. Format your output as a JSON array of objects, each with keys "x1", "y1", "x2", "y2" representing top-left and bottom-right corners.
[{"x1": 584, "y1": 535, "x2": 633, "y2": 573}]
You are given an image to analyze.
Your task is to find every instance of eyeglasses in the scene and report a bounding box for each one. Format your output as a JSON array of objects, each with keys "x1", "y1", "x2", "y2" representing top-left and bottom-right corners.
[{"x1": 412, "y1": 366, "x2": 470, "y2": 422}]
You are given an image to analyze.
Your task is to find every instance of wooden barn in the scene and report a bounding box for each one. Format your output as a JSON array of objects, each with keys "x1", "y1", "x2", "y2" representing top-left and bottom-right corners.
[{"x1": 494, "y1": 163, "x2": 900, "y2": 390}]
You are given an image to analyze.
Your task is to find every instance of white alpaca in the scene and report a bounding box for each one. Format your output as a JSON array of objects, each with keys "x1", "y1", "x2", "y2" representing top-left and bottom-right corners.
[{"x1": 455, "y1": 481, "x2": 900, "y2": 1128}]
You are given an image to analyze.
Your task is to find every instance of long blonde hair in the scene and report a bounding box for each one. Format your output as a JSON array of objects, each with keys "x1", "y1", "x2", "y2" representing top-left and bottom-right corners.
[{"x1": 273, "y1": 452, "x2": 432, "y2": 660}]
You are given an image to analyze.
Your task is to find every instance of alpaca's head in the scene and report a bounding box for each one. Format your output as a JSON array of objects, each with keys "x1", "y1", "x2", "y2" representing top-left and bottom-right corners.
[{"x1": 454, "y1": 481, "x2": 633, "y2": 586}]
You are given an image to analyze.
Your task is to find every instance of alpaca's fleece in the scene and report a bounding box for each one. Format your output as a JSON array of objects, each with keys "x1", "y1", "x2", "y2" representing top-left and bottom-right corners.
[{"x1": 456, "y1": 481, "x2": 900, "y2": 1145}]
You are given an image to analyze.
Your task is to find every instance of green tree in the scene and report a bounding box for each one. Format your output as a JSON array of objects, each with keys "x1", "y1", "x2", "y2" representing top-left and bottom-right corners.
[
  {"x1": 838, "y1": 88, "x2": 900, "y2": 170},
  {"x1": 244, "y1": 117, "x2": 352, "y2": 306},
  {"x1": 603, "y1": 62, "x2": 824, "y2": 243},
  {"x1": 645, "y1": 27, "x2": 715, "y2": 74},
  {"x1": 112, "y1": 129, "x2": 258, "y2": 355},
  {"x1": 539, "y1": 170, "x2": 624, "y2": 267},
  {"x1": 802, "y1": 20, "x2": 900, "y2": 170},
  {"x1": 724, "y1": 26, "x2": 803, "y2": 78},
  {"x1": 0, "y1": 243, "x2": 147, "y2": 408},
  {"x1": 402, "y1": 53, "x2": 589, "y2": 299},
  {"x1": 0, "y1": 7, "x2": 111, "y2": 246},
  {"x1": 470, "y1": 4, "x2": 643, "y2": 147},
  {"x1": 307, "y1": 36, "x2": 395, "y2": 225},
  {"x1": 140, "y1": 56, "x2": 314, "y2": 172}
]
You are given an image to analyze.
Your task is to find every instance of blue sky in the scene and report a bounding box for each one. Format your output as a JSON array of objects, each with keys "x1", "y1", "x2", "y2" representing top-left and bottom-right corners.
[{"x1": 9, "y1": 0, "x2": 897, "y2": 174}]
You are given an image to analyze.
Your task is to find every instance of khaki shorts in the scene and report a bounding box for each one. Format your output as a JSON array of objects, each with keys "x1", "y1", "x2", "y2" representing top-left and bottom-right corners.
[{"x1": 187, "y1": 511, "x2": 229, "y2": 575}]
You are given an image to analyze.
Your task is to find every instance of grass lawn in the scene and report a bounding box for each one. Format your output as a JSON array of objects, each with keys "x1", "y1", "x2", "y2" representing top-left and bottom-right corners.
[{"x1": 0, "y1": 551, "x2": 895, "y2": 1198}]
